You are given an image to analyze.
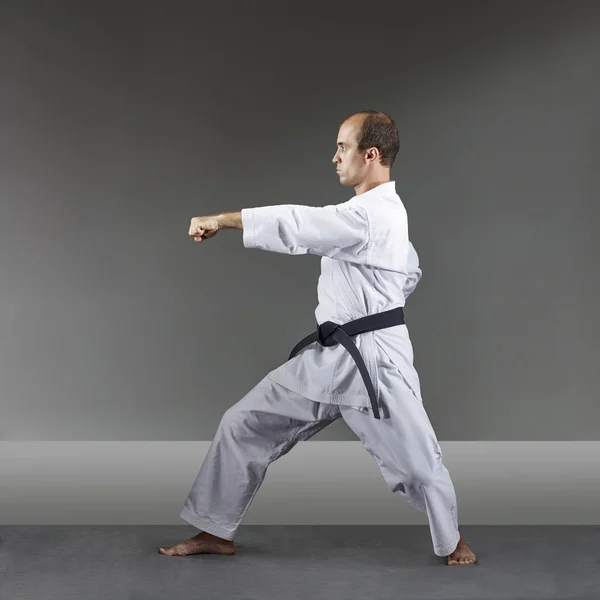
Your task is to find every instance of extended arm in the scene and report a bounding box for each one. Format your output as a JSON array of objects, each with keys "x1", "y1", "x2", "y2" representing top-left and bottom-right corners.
[
  {"x1": 238, "y1": 203, "x2": 373, "y2": 264},
  {"x1": 191, "y1": 202, "x2": 409, "y2": 272}
]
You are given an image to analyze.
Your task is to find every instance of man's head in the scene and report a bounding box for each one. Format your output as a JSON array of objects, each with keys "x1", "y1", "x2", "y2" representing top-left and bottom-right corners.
[{"x1": 332, "y1": 110, "x2": 399, "y2": 190}]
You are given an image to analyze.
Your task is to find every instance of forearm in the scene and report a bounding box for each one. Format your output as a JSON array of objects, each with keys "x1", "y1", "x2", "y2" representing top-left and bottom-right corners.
[{"x1": 216, "y1": 211, "x2": 243, "y2": 230}]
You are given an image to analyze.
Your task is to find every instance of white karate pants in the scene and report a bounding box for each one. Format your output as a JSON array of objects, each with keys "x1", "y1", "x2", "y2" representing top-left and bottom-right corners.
[{"x1": 180, "y1": 375, "x2": 460, "y2": 557}]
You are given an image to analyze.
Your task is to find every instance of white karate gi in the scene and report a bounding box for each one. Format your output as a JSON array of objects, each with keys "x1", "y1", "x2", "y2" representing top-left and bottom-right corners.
[
  {"x1": 241, "y1": 181, "x2": 422, "y2": 412},
  {"x1": 180, "y1": 181, "x2": 461, "y2": 557}
]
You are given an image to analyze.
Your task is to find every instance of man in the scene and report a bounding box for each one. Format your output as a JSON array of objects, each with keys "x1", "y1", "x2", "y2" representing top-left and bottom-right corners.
[{"x1": 159, "y1": 110, "x2": 477, "y2": 566}]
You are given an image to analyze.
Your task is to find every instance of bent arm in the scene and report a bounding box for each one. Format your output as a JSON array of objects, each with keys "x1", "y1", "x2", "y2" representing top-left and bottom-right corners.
[{"x1": 403, "y1": 242, "x2": 422, "y2": 299}]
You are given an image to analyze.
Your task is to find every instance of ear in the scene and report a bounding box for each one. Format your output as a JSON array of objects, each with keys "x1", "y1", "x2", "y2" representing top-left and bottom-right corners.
[{"x1": 366, "y1": 147, "x2": 380, "y2": 164}]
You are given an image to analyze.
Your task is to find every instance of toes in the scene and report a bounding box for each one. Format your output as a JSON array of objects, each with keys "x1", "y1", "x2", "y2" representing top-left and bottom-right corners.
[
  {"x1": 459, "y1": 555, "x2": 477, "y2": 564},
  {"x1": 447, "y1": 552, "x2": 477, "y2": 565}
]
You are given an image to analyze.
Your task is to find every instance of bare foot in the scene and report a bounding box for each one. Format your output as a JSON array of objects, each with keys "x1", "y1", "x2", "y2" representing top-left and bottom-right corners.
[
  {"x1": 446, "y1": 535, "x2": 477, "y2": 565},
  {"x1": 158, "y1": 531, "x2": 235, "y2": 556}
]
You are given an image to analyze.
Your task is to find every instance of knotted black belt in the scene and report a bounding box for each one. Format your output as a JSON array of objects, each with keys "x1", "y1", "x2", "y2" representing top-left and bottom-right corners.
[{"x1": 288, "y1": 307, "x2": 405, "y2": 420}]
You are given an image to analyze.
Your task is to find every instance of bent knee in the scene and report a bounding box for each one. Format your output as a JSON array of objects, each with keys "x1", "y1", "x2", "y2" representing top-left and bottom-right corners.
[
  {"x1": 400, "y1": 467, "x2": 437, "y2": 490},
  {"x1": 219, "y1": 403, "x2": 276, "y2": 441},
  {"x1": 214, "y1": 405, "x2": 250, "y2": 442}
]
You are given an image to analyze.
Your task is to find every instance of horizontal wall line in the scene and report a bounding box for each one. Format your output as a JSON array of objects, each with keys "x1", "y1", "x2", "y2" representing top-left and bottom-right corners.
[{"x1": 2, "y1": 442, "x2": 600, "y2": 525}]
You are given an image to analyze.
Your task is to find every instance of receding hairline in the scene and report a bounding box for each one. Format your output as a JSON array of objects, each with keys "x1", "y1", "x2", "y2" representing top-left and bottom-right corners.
[
  {"x1": 336, "y1": 109, "x2": 399, "y2": 167},
  {"x1": 336, "y1": 115, "x2": 364, "y2": 146},
  {"x1": 337, "y1": 110, "x2": 394, "y2": 145},
  {"x1": 342, "y1": 110, "x2": 394, "y2": 126}
]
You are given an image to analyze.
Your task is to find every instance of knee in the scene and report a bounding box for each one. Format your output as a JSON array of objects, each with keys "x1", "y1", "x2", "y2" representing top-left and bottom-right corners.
[
  {"x1": 405, "y1": 466, "x2": 436, "y2": 489},
  {"x1": 218, "y1": 404, "x2": 249, "y2": 437},
  {"x1": 386, "y1": 465, "x2": 435, "y2": 493}
]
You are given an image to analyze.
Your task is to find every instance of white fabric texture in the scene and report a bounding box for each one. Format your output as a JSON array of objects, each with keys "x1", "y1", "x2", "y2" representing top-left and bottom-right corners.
[
  {"x1": 180, "y1": 180, "x2": 461, "y2": 557},
  {"x1": 181, "y1": 376, "x2": 460, "y2": 556},
  {"x1": 241, "y1": 181, "x2": 423, "y2": 412}
]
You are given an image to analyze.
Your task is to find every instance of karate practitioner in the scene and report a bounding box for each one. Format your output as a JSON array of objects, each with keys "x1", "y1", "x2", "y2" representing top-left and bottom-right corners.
[{"x1": 159, "y1": 110, "x2": 477, "y2": 565}]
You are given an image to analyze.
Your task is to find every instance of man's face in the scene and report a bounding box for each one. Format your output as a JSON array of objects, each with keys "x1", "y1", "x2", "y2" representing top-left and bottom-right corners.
[{"x1": 332, "y1": 116, "x2": 367, "y2": 187}]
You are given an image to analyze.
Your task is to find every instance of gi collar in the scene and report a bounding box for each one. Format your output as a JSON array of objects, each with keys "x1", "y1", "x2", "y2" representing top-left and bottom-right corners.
[{"x1": 349, "y1": 181, "x2": 397, "y2": 203}]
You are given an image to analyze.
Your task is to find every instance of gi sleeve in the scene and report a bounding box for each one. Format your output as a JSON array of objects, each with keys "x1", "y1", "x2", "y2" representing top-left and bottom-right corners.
[
  {"x1": 402, "y1": 241, "x2": 422, "y2": 299},
  {"x1": 241, "y1": 203, "x2": 372, "y2": 264}
]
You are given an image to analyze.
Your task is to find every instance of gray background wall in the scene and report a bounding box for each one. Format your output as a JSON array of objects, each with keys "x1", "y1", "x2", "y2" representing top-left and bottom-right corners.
[{"x1": 0, "y1": 0, "x2": 598, "y2": 441}]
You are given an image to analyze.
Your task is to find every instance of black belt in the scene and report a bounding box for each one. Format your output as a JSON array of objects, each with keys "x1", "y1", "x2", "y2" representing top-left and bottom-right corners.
[{"x1": 288, "y1": 307, "x2": 405, "y2": 419}]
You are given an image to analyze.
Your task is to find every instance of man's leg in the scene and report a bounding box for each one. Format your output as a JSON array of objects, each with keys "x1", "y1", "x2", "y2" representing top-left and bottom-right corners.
[
  {"x1": 159, "y1": 375, "x2": 341, "y2": 556},
  {"x1": 339, "y1": 375, "x2": 476, "y2": 565}
]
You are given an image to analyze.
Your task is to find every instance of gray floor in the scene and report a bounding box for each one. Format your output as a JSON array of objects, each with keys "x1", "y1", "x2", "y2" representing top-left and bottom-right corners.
[{"x1": 1, "y1": 525, "x2": 599, "y2": 600}]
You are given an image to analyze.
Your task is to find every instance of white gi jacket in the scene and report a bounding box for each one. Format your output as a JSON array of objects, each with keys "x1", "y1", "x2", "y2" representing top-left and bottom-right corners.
[{"x1": 240, "y1": 181, "x2": 423, "y2": 412}]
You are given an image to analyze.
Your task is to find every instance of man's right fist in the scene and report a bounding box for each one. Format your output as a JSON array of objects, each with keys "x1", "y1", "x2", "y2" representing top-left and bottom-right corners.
[{"x1": 189, "y1": 216, "x2": 221, "y2": 242}]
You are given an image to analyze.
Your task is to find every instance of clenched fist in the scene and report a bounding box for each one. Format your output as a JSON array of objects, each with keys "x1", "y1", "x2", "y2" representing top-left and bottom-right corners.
[{"x1": 189, "y1": 215, "x2": 221, "y2": 242}]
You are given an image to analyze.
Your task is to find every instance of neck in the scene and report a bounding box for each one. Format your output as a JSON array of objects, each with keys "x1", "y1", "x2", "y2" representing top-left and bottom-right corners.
[{"x1": 354, "y1": 177, "x2": 391, "y2": 197}]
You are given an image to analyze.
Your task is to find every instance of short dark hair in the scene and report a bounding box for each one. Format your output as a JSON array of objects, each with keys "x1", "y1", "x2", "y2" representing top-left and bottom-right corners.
[{"x1": 342, "y1": 109, "x2": 399, "y2": 167}]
